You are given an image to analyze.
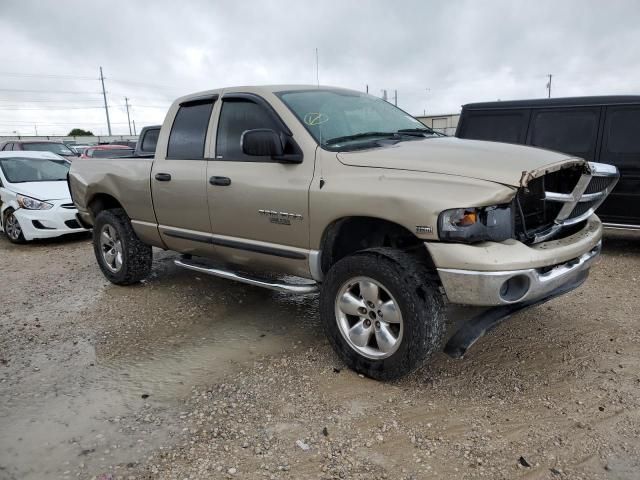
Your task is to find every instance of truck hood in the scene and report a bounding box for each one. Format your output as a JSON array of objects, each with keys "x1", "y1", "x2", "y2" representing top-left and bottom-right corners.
[
  {"x1": 337, "y1": 137, "x2": 585, "y2": 187},
  {"x1": 7, "y1": 181, "x2": 71, "y2": 201}
]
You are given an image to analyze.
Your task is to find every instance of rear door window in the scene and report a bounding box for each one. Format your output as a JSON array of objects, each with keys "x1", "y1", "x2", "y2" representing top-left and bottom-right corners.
[
  {"x1": 529, "y1": 108, "x2": 599, "y2": 160},
  {"x1": 167, "y1": 99, "x2": 215, "y2": 159},
  {"x1": 457, "y1": 109, "x2": 529, "y2": 144}
]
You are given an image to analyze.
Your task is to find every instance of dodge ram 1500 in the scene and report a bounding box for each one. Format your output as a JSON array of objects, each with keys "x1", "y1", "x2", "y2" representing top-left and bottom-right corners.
[{"x1": 69, "y1": 85, "x2": 618, "y2": 380}]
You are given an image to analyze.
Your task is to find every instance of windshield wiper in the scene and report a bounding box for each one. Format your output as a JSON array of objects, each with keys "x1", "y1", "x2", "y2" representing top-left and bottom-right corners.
[
  {"x1": 325, "y1": 131, "x2": 398, "y2": 146},
  {"x1": 396, "y1": 128, "x2": 445, "y2": 137}
]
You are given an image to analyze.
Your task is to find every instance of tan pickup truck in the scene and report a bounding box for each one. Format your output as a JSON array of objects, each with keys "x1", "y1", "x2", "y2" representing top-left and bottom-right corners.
[{"x1": 69, "y1": 85, "x2": 618, "y2": 380}]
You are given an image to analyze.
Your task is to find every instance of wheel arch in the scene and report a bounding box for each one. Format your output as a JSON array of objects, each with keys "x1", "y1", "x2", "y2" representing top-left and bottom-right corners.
[
  {"x1": 318, "y1": 216, "x2": 434, "y2": 275},
  {"x1": 87, "y1": 193, "x2": 126, "y2": 220}
]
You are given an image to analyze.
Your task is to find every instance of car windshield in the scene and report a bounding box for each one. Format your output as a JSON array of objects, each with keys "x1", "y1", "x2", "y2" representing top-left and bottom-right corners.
[
  {"x1": 90, "y1": 148, "x2": 134, "y2": 158},
  {"x1": 0, "y1": 157, "x2": 70, "y2": 183},
  {"x1": 22, "y1": 142, "x2": 75, "y2": 156},
  {"x1": 277, "y1": 89, "x2": 437, "y2": 150}
]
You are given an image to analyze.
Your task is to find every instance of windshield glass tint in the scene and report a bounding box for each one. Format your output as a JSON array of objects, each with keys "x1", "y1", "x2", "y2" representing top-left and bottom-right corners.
[
  {"x1": 0, "y1": 157, "x2": 69, "y2": 183},
  {"x1": 23, "y1": 142, "x2": 75, "y2": 155},
  {"x1": 90, "y1": 148, "x2": 134, "y2": 158},
  {"x1": 277, "y1": 89, "x2": 428, "y2": 149}
]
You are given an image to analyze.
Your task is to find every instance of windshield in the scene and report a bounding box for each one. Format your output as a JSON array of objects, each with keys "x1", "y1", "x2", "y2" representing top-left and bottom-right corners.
[
  {"x1": 277, "y1": 89, "x2": 436, "y2": 150},
  {"x1": 89, "y1": 148, "x2": 134, "y2": 158},
  {"x1": 22, "y1": 142, "x2": 75, "y2": 156},
  {"x1": 0, "y1": 157, "x2": 70, "y2": 183}
]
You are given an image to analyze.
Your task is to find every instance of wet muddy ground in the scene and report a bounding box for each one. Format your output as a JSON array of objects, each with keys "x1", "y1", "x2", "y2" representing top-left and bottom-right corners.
[{"x1": 0, "y1": 231, "x2": 639, "y2": 480}]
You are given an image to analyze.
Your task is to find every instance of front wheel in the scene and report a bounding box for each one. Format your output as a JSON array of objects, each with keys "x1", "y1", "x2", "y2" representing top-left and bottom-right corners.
[
  {"x1": 320, "y1": 248, "x2": 446, "y2": 380},
  {"x1": 93, "y1": 208, "x2": 152, "y2": 285},
  {"x1": 3, "y1": 209, "x2": 26, "y2": 244}
]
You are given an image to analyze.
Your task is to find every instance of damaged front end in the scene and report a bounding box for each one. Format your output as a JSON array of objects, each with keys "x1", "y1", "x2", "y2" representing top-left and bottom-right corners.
[
  {"x1": 435, "y1": 160, "x2": 619, "y2": 359},
  {"x1": 514, "y1": 161, "x2": 619, "y2": 244}
]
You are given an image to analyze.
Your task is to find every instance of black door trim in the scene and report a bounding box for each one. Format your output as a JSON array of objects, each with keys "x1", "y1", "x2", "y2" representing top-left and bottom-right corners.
[{"x1": 162, "y1": 229, "x2": 307, "y2": 260}]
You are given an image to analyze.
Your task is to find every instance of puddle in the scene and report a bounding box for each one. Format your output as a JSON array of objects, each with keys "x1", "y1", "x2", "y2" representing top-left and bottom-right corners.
[{"x1": 0, "y1": 262, "x2": 322, "y2": 479}]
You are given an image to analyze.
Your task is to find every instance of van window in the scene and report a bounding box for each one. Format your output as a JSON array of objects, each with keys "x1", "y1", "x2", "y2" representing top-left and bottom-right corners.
[
  {"x1": 459, "y1": 110, "x2": 528, "y2": 143},
  {"x1": 167, "y1": 100, "x2": 215, "y2": 159},
  {"x1": 605, "y1": 108, "x2": 640, "y2": 153},
  {"x1": 216, "y1": 99, "x2": 280, "y2": 161},
  {"x1": 529, "y1": 109, "x2": 598, "y2": 158}
]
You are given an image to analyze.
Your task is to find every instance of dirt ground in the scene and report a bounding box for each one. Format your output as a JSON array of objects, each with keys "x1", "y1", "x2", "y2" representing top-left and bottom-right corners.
[{"x1": 0, "y1": 230, "x2": 639, "y2": 480}]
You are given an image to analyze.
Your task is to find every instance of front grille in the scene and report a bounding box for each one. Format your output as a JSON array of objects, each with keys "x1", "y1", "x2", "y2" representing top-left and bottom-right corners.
[
  {"x1": 515, "y1": 162, "x2": 619, "y2": 244},
  {"x1": 61, "y1": 203, "x2": 75, "y2": 209},
  {"x1": 584, "y1": 175, "x2": 617, "y2": 194}
]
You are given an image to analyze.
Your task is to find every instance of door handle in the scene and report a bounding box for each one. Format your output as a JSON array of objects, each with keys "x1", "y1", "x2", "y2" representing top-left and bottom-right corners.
[
  {"x1": 209, "y1": 176, "x2": 231, "y2": 186},
  {"x1": 155, "y1": 173, "x2": 172, "y2": 181}
]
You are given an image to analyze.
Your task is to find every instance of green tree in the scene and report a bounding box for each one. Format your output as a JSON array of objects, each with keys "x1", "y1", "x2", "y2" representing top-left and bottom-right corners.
[{"x1": 67, "y1": 128, "x2": 94, "y2": 136}]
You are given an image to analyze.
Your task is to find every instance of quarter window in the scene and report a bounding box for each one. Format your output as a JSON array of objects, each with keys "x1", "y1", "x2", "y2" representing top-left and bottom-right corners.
[
  {"x1": 215, "y1": 99, "x2": 280, "y2": 161},
  {"x1": 167, "y1": 99, "x2": 215, "y2": 159}
]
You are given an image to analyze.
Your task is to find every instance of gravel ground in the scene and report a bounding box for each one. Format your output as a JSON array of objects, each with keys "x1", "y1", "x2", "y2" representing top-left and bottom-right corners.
[{"x1": 0, "y1": 230, "x2": 639, "y2": 480}]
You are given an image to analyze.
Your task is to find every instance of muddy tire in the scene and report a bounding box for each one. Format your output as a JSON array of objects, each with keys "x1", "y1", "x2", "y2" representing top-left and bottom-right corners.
[
  {"x1": 93, "y1": 208, "x2": 152, "y2": 285},
  {"x1": 3, "y1": 209, "x2": 27, "y2": 244},
  {"x1": 320, "y1": 248, "x2": 446, "y2": 381}
]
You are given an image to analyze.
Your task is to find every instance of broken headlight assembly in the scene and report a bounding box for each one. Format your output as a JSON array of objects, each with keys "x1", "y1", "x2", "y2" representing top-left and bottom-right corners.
[
  {"x1": 438, "y1": 205, "x2": 513, "y2": 243},
  {"x1": 17, "y1": 194, "x2": 53, "y2": 210}
]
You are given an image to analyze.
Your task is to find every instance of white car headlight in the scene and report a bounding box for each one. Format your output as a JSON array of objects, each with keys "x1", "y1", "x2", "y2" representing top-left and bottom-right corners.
[{"x1": 16, "y1": 194, "x2": 53, "y2": 210}]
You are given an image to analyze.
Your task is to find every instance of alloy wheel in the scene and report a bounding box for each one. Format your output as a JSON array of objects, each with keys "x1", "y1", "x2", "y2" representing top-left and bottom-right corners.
[
  {"x1": 99, "y1": 224, "x2": 123, "y2": 272},
  {"x1": 334, "y1": 276, "x2": 404, "y2": 359},
  {"x1": 5, "y1": 213, "x2": 22, "y2": 241}
]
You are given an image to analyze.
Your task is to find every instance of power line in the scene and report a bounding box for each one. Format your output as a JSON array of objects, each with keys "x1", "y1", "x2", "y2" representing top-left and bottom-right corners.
[
  {"x1": 0, "y1": 71, "x2": 183, "y2": 91},
  {"x1": 0, "y1": 105, "x2": 107, "y2": 110},
  {"x1": 0, "y1": 71, "x2": 97, "y2": 80},
  {"x1": 0, "y1": 88, "x2": 102, "y2": 94}
]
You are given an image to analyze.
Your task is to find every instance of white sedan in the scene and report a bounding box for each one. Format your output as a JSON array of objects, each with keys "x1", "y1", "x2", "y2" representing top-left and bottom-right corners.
[{"x1": 0, "y1": 151, "x2": 87, "y2": 243}]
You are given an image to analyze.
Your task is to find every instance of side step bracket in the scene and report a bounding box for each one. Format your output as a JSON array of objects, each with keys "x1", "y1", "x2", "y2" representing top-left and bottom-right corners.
[{"x1": 174, "y1": 258, "x2": 319, "y2": 294}]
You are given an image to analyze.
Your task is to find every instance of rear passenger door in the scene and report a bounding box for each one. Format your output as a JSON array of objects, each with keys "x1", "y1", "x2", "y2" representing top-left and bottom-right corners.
[
  {"x1": 598, "y1": 105, "x2": 640, "y2": 224},
  {"x1": 151, "y1": 96, "x2": 217, "y2": 254},
  {"x1": 527, "y1": 107, "x2": 600, "y2": 161}
]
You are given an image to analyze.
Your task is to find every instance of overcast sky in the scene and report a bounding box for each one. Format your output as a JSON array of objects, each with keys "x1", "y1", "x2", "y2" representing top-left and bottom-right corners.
[{"x1": 0, "y1": 0, "x2": 638, "y2": 136}]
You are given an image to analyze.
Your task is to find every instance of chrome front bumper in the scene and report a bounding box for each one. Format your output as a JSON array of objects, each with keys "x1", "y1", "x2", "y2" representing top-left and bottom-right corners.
[{"x1": 438, "y1": 241, "x2": 601, "y2": 306}]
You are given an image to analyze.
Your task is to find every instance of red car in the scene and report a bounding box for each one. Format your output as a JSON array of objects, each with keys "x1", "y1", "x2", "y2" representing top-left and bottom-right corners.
[{"x1": 81, "y1": 145, "x2": 134, "y2": 159}]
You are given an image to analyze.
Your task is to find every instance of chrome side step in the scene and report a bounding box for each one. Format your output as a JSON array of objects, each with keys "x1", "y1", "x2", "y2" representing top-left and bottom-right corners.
[{"x1": 174, "y1": 258, "x2": 319, "y2": 294}]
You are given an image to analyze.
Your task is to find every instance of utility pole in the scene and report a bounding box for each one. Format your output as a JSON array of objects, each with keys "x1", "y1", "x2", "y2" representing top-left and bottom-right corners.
[
  {"x1": 99, "y1": 66, "x2": 112, "y2": 135},
  {"x1": 366, "y1": 84, "x2": 369, "y2": 94},
  {"x1": 381, "y1": 89, "x2": 388, "y2": 102},
  {"x1": 132, "y1": 119, "x2": 137, "y2": 136},
  {"x1": 34, "y1": 125, "x2": 38, "y2": 136},
  {"x1": 124, "y1": 97, "x2": 132, "y2": 135},
  {"x1": 546, "y1": 74, "x2": 552, "y2": 98},
  {"x1": 394, "y1": 89, "x2": 397, "y2": 106}
]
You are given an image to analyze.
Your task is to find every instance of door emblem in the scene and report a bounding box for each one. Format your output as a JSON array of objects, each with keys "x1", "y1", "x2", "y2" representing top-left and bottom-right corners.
[{"x1": 259, "y1": 209, "x2": 303, "y2": 225}]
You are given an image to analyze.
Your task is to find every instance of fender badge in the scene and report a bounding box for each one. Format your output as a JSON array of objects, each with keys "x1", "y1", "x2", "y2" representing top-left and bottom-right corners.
[{"x1": 416, "y1": 226, "x2": 433, "y2": 234}]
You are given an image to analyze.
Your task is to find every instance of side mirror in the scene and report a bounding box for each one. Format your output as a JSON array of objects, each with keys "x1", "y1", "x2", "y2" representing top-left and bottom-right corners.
[{"x1": 241, "y1": 129, "x2": 284, "y2": 157}]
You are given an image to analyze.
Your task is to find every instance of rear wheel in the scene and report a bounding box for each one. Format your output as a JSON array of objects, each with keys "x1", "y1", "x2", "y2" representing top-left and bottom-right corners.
[
  {"x1": 93, "y1": 208, "x2": 152, "y2": 285},
  {"x1": 3, "y1": 209, "x2": 26, "y2": 244},
  {"x1": 320, "y1": 248, "x2": 446, "y2": 380}
]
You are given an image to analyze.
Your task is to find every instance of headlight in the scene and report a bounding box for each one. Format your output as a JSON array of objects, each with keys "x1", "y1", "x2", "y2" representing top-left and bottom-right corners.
[
  {"x1": 438, "y1": 205, "x2": 513, "y2": 243},
  {"x1": 16, "y1": 194, "x2": 53, "y2": 210}
]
